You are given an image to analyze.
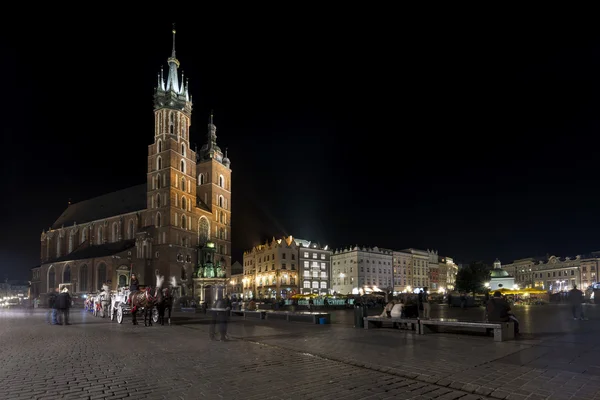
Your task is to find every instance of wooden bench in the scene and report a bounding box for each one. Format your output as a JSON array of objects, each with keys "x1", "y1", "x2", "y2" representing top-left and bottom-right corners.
[
  {"x1": 420, "y1": 319, "x2": 514, "y2": 342},
  {"x1": 265, "y1": 311, "x2": 331, "y2": 324},
  {"x1": 363, "y1": 316, "x2": 420, "y2": 332}
]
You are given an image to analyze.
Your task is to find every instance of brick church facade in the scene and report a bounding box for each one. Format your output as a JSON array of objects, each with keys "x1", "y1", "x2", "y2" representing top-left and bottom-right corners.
[{"x1": 30, "y1": 28, "x2": 232, "y2": 299}]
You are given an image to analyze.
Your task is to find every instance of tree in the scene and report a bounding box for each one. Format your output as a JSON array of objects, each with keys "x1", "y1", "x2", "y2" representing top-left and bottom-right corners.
[{"x1": 455, "y1": 261, "x2": 491, "y2": 296}]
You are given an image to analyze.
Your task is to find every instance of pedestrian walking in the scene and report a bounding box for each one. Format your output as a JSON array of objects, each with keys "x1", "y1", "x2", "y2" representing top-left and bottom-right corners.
[
  {"x1": 209, "y1": 294, "x2": 231, "y2": 341},
  {"x1": 422, "y1": 287, "x2": 430, "y2": 319},
  {"x1": 569, "y1": 284, "x2": 587, "y2": 320}
]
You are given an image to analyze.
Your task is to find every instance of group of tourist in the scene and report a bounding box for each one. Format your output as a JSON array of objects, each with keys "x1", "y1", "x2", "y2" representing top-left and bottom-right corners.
[{"x1": 46, "y1": 287, "x2": 72, "y2": 325}]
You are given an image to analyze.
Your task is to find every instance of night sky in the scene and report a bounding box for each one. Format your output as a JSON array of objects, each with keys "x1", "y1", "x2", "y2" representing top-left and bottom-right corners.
[{"x1": 2, "y1": 16, "x2": 600, "y2": 280}]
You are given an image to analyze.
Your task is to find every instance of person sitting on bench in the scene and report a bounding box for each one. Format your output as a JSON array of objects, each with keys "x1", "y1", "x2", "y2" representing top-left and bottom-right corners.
[{"x1": 486, "y1": 291, "x2": 519, "y2": 336}]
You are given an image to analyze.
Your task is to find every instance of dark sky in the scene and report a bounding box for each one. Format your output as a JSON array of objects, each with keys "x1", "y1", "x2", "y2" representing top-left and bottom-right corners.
[{"x1": 2, "y1": 15, "x2": 600, "y2": 280}]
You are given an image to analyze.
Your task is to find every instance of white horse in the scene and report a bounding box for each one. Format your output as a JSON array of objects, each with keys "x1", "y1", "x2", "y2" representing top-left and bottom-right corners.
[
  {"x1": 109, "y1": 286, "x2": 130, "y2": 321},
  {"x1": 94, "y1": 284, "x2": 110, "y2": 317}
]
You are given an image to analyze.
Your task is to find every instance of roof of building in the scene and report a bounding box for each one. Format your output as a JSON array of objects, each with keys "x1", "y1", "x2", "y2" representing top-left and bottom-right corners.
[
  {"x1": 490, "y1": 269, "x2": 511, "y2": 278},
  {"x1": 51, "y1": 184, "x2": 147, "y2": 229},
  {"x1": 50, "y1": 183, "x2": 214, "y2": 230},
  {"x1": 45, "y1": 239, "x2": 136, "y2": 264}
]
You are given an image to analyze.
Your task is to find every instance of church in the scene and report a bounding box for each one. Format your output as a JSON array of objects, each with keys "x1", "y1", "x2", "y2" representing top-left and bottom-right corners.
[{"x1": 30, "y1": 28, "x2": 232, "y2": 300}]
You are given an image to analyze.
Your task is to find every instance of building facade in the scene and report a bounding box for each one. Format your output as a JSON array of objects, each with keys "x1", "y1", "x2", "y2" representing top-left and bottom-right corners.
[
  {"x1": 30, "y1": 29, "x2": 232, "y2": 300},
  {"x1": 500, "y1": 253, "x2": 600, "y2": 292},
  {"x1": 392, "y1": 250, "x2": 412, "y2": 292},
  {"x1": 401, "y1": 248, "x2": 430, "y2": 292},
  {"x1": 296, "y1": 239, "x2": 332, "y2": 295},
  {"x1": 444, "y1": 256, "x2": 458, "y2": 291},
  {"x1": 331, "y1": 246, "x2": 393, "y2": 295},
  {"x1": 242, "y1": 236, "x2": 300, "y2": 299},
  {"x1": 427, "y1": 249, "x2": 439, "y2": 290}
]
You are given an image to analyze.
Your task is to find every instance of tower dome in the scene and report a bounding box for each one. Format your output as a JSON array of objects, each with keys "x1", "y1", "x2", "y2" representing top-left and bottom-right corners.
[{"x1": 222, "y1": 148, "x2": 231, "y2": 168}]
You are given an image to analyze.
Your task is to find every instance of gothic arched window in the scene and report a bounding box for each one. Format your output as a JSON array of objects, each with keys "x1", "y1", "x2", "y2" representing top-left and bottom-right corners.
[
  {"x1": 97, "y1": 263, "x2": 107, "y2": 289},
  {"x1": 80, "y1": 265, "x2": 88, "y2": 292},
  {"x1": 156, "y1": 213, "x2": 161, "y2": 227},
  {"x1": 169, "y1": 112, "x2": 174, "y2": 134},
  {"x1": 199, "y1": 217, "x2": 209, "y2": 246},
  {"x1": 156, "y1": 194, "x2": 161, "y2": 208},
  {"x1": 112, "y1": 222, "x2": 118, "y2": 242},
  {"x1": 181, "y1": 177, "x2": 186, "y2": 192},
  {"x1": 128, "y1": 220, "x2": 134, "y2": 239},
  {"x1": 63, "y1": 265, "x2": 71, "y2": 283},
  {"x1": 68, "y1": 231, "x2": 75, "y2": 253},
  {"x1": 48, "y1": 266, "x2": 55, "y2": 292},
  {"x1": 181, "y1": 215, "x2": 187, "y2": 229},
  {"x1": 180, "y1": 159, "x2": 185, "y2": 173},
  {"x1": 219, "y1": 175, "x2": 225, "y2": 188},
  {"x1": 157, "y1": 140, "x2": 162, "y2": 153},
  {"x1": 181, "y1": 143, "x2": 185, "y2": 156},
  {"x1": 157, "y1": 156, "x2": 162, "y2": 170},
  {"x1": 218, "y1": 195, "x2": 224, "y2": 208},
  {"x1": 181, "y1": 196, "x2": 186, "y2": 210},
  {"x1": 199, "y1": 173, "x2": 204, "y2": 185}
]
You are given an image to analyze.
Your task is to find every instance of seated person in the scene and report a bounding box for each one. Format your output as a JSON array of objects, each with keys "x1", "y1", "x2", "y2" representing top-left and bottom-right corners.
[
  {"x1": 486, "y1": 291, "x2": 519, "y2": 336},
  {"x1": 390, "y1": 301, "x2": 404, "y2": 318}
]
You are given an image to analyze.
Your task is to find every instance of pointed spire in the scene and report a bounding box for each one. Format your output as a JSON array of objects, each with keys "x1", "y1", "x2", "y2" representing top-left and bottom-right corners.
[
  {"x1": 171, "y1": 23, "x2": 176, "y2": 59},
  {"x1": 166, "y1": 23, "x2": 180, "y2": 93}
]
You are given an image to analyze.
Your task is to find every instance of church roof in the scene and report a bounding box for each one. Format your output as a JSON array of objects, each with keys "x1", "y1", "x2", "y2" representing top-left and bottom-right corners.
[
  {"x1": 51, "y1": 184, "x2": 147, "y2": 229},
  {"x1": 490, "y1": 269, "x2": 511, "y2": 278},
  {"x1": 45, "y1": 239, "x2": 136, "y2": 264}
]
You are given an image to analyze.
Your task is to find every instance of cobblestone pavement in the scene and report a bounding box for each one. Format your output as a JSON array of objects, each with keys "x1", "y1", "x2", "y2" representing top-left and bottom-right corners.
[
  {"x1": 210, "y1": 304, "x2": 600, "y2": 400},
  {"x1": 0, "y1": 309, "x2": 494, "y2": 400}
]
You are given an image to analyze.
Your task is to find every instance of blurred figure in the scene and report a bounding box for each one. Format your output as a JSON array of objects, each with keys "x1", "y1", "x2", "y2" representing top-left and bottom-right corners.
[
  {"x1": 569, "y1": 284, "x2": 587, "y2": 320},
  {"x1": 209, "y1": 293, "x2": 231, "y2": 341},
  {"x1": 381, "y1": 299, "x2": 395, "y2": 318},
  {"x1": 56, "y1": 287, "x2": 72, "y2": 325},
  {"x1": 46, "y1": 288, "x2": 59, "y2": 325},
  {"x1": 486, "y1": 290, "x2": 519, "y2": 336},
  {"x1": 422, "y1": 287, "x2": 430, "y2": 319}
]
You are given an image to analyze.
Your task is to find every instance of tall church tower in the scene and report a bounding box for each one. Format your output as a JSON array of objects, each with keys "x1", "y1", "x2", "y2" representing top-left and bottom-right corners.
[
  {"x1": 146, "y1": 26, "x2": 232, "y2": 282},
  {"x1": 147, "y1": 26, "x2": 198, "y2": 280},
  {"x1": 196, "y1": 113, "x2": 233, "y2": 276}
]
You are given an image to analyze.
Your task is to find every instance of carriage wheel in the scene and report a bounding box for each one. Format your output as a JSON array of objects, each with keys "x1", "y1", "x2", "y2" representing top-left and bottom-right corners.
[
  {"x1": 109, "y1": 304, "x2": 114, "y2": 321},
  {"x1": 117, "y1": 306, "x2": 123, "y2": 324},
  {"x1": 152, "y1": 308, "x2": 159, "y2": 324}
]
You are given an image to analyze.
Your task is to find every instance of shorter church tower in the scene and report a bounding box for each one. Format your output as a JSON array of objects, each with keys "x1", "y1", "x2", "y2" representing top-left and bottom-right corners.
[{"x1": 196, "y1": 113, "x2": 232, "y2": 277}]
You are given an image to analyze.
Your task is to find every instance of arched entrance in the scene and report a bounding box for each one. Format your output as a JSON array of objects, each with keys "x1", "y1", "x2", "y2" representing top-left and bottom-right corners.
[{"x1": 116, "y1": 265, "x2": 130, "y2": 289}]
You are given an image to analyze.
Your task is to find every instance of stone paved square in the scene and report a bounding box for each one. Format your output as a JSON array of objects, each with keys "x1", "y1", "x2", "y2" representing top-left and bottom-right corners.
[{"x1": 2, "y1": 303, "x2": 600, "y2": 399}]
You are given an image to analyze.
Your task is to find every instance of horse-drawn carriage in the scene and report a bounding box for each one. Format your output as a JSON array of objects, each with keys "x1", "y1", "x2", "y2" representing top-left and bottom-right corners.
[
  {"x1": 109, "y1": 274, "x2": 177, "y2": 326},
  {"x1": 110, "y1": 286, "x2": 159, "y2": 325}
]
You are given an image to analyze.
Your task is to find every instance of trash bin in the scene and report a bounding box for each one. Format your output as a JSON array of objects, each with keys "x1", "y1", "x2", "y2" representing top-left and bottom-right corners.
[
  {"x1": 319, "y1": 317, "x2": 328, "y2": 324},
  {"x1": 354, "y1": 304, "x2": 366, "y2": 328}
]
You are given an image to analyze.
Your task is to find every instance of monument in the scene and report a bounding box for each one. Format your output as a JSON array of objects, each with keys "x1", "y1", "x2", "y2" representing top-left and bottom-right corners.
[{"x1": 193, "y1": 241, "x2": 228, "y2": 306}]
